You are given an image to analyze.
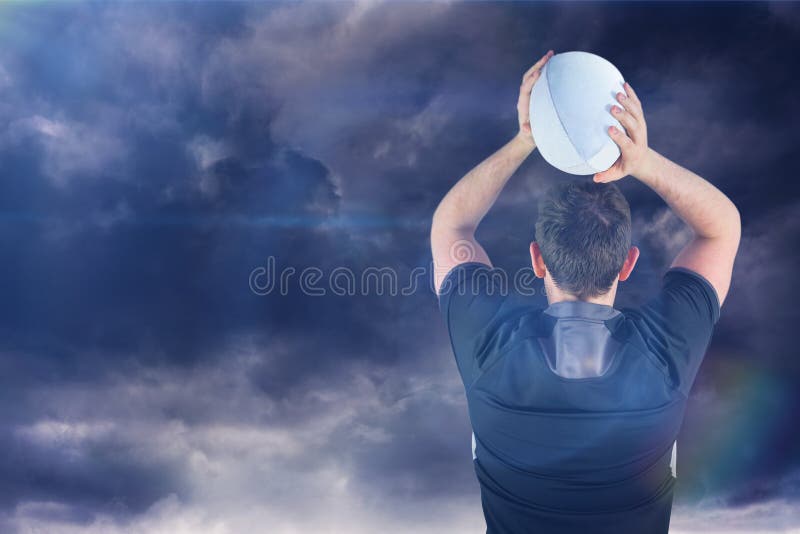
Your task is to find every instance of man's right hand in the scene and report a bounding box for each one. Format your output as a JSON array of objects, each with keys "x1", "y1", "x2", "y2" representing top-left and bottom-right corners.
[
  {"x1": 593, "y1": 82, "x2": 653, "y2": 183},
  {"x1": 516, "y1": 50, "x2": 554, "y2": 149}
]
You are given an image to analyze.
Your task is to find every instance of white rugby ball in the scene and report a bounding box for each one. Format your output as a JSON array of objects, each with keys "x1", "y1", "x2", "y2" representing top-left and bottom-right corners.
[{"x1": 530, "y1": 51, "x2": 627, "y2": 175}]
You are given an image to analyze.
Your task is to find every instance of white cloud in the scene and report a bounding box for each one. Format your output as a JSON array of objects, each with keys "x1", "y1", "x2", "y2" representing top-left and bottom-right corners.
[
  {"x1": 199, "y1": 1, "x2": 456, "y2": 207},
  {"x1": 14, "y1": 420, "x2": 116, "y2": 448},
  {"x1": 12, "y1": 335, "x2": 797, "y2": 533},
  {"x1": 8, "y1": 114, "x2": 127, "y2": 186},
  {"x1": 636, "y1": 206, "x2": 694, "y2": 260},
  {"x1": 100, "y1": 6, "x2": 199, "y2": 90},
  {"x1": 186, "y1": 135, "x2": 233, "y2": 198},
  {"x1": 6, "y1": 492, "x2": 483, "y2": 534},
  {"x1": 188, "y1": 136, "x2": 230, "y2": 171},
  {"x1": 672, "y1": 490, "x2": 800, "y2": 533},
  {"x1": 7, "y1": 335, "x2": 478, "y2": 533}
]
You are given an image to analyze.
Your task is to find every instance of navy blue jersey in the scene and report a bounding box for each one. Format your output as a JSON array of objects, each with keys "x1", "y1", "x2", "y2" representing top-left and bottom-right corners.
[{"x1": 438, "y1": 263, "x2": 720, "y2": 534}]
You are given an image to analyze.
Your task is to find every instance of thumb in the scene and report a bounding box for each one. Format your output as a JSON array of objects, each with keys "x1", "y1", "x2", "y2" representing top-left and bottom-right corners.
[
  {"x1": 594, "y1": 170, "x2": 621, "y2": 183},
  {"x1": 593, "y1": 157, "x2": 623, "y2": 183}
]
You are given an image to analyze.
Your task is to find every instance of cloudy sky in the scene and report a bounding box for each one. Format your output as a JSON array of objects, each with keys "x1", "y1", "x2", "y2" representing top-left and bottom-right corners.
[{"x1": 0, "y1": 1, "x2": 798, "y2": 533}]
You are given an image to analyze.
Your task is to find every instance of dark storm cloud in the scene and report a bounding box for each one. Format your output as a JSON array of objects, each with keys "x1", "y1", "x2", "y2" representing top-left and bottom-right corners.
[{"x1": 0, "y1": 1, "x2": 798, "y2": 532}]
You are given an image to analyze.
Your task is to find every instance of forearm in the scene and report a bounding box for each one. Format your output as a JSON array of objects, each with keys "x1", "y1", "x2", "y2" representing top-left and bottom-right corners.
[
  {"x1": 636, "y1": 148, "x2": 741, "y2": 240},
  {"x1": 433, "y1": 133, "x2": 535, "y2": 234},
  {"x1": 599, "y1": 81, "x2": 740, "y2": 303}
]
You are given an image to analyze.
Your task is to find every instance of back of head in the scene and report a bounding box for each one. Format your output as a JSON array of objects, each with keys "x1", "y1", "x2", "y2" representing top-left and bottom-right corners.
[{"x1": 535, "y1": 181, "x2": 631, "y2": 300}]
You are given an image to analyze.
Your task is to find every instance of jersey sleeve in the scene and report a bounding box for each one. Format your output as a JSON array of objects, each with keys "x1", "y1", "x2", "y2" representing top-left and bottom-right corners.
[
  {"x1": 438, "y1": 262, "x2": 511, "y2": 386},
  {"x1": 623, "y1": 267, "x2": 721, "y2": 396}
]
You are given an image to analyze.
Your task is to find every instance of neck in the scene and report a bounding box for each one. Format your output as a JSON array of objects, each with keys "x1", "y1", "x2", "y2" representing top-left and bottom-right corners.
[{"x1": 544, "y1": 278, "x2": 618, "y2": 307}]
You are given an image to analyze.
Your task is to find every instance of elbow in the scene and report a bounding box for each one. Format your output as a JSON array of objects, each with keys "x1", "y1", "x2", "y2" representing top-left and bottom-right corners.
[
  {"x1": 728, "y1": 204, "x2": 742, "y2": 244},
  {"x1": 431, "y1": 202, "x2": 446, "y2": 228},
  {"x1": 431, "y1": 203, "x2": 476, "y2": 236},
  {"x1": 703, "y1": 200, "x2": 741, "y2": 243},
  {"x1": 430, "y1": 204, "x2": 446, "y2": 236}
]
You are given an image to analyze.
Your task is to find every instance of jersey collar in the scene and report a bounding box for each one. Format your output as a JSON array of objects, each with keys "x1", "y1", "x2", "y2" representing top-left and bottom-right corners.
[{"x1": 543, "y1": 300, "x2": 621, "y2": 320}]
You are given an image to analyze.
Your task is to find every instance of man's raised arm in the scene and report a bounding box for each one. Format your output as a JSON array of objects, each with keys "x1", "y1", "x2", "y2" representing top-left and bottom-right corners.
[
  {"x1": 431, "y1": 50, "x2": 553, "y2": 294},
  {"x1": 594, "y1": 82, "x2": 741, "y2": 305}
]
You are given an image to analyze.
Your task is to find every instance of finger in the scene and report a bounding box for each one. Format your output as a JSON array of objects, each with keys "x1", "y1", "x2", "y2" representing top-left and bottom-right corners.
[
  {"x1": 610, "y1": 105, "x2": 639, "y2": 140},
  {"x1": 520, "y1": 68, "x2": 541, "y2": 93},
  {"x1": 517, "y1": 71, "x2": 542, "y2": 114},
  {"x1": 522, "y1": 50, "x2": 554, "y2": 80},
  {"x1": 617, "y1": 92, "x2": 643, "y2": 123},
  {"x1": 624, "y1": 81, "x2": 641, "y2": 106},
  {"x1": 607, "y1": 125, "x2": 633, "y2": 152},
  {"x1": 619, "y1": 83, "x2": 643, "y2": 120},
  {"x1": 523, "y1": 50, "x2": 553, "y2": 79}
]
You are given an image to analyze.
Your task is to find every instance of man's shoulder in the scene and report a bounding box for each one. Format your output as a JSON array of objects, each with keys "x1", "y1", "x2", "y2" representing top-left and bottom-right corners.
[{"x1": 614, "y1": 268, "x2": 721, "y2": 395}]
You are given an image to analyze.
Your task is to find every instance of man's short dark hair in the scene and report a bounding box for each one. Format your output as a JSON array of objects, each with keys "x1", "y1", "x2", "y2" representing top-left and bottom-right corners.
[{"x1": 534, "y1": 181, "x2": 631, "y2": 300}]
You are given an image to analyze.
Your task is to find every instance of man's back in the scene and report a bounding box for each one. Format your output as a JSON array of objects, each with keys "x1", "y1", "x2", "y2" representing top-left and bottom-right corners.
[
  {"x1": 439, "y1": 263, "x2": 720, "y2": 534},
  {"x1": 431, "y1": 54, "x2": 739, "y2": 533}
]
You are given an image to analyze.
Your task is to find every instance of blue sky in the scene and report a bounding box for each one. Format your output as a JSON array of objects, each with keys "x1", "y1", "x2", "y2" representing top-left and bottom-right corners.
[{"x1": 0, "y1": 1, "x2": 798, "y2": 532}]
